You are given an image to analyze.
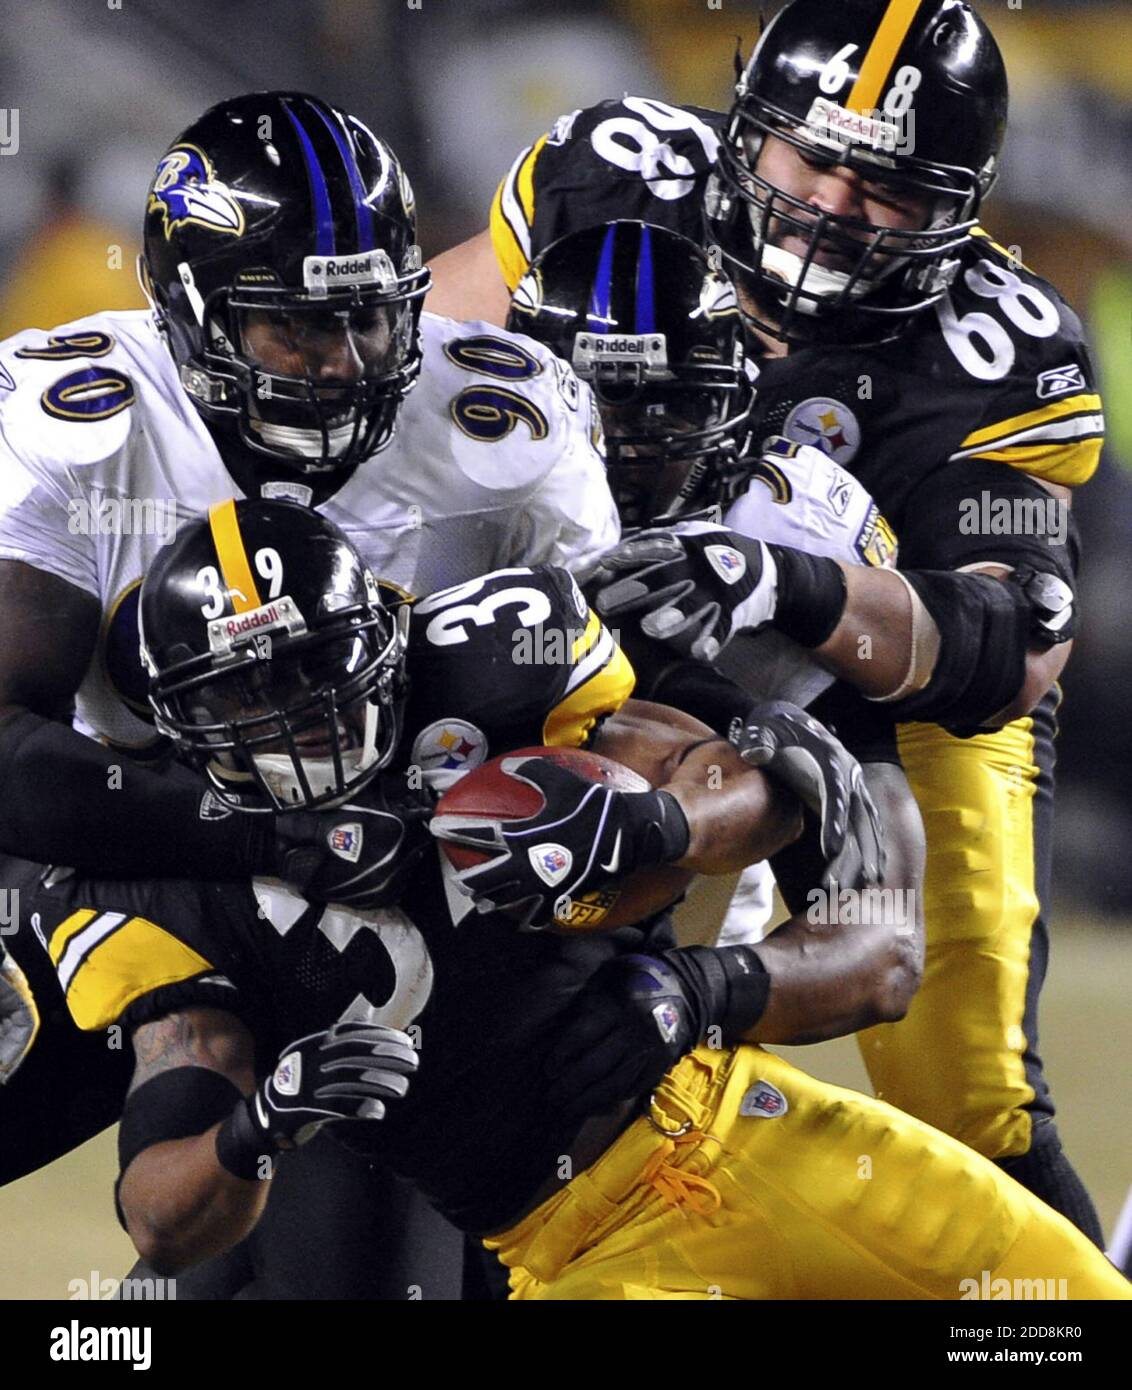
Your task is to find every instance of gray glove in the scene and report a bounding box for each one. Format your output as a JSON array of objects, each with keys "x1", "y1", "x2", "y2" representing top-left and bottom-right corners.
[
  {"x1": 0, "y1": 945, "x2": 38, "y2": 1085},
  {"x1": 730, "y1": 701, "x2": 884, "y2": 891}
]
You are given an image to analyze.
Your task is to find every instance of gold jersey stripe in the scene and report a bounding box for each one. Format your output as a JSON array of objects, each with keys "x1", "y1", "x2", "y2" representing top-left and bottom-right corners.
[
  {"x1": 63, "y1": 914, "x2": 216, "y2": 1033},
  {"x1": 961, "y1": 437, "x2": 1102, "y2": 488},
  {"x1": 846, "y1": 0, "x2": 925, "y2": 114},
  {"x1": 516, "y1": 135, "x2": 547, "y2": 227},
  {"x1": 48, "y1": 908, "x2": 99, "y2": 966},
  {"x1": 208, "y1": 498, "x2": 262, "y2": 615},
  {"x1": 543, "y1": 641, "x2": 636, "y2": 749},
  {"x1": 959, "y1": 395, "x2": 1103, "y2": 453},
  {"x1": 971, "y1": 227, "x2": 1034, "y2": 274},
  {"x1": 490, "y1": 135, "x2": 548, "y2": 291},
  {"x1": 571, "y1": 609, "x2": 601, "y2": 662},
  {"x1": 490, "y1": 180, "x2": 529, "y2": 293}
]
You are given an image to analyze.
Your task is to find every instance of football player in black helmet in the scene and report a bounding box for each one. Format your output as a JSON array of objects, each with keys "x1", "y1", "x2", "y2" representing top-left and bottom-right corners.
[
  {"x1": 0, "y1": 87, "x2": 618, "y2": 1299},
  {"x1": 506, "y1": 221, "x2": 754, "y2": 528},
  {"x1": 140, "y1": 501, "x2": 409, "y2": 814},
  {"x1": 429, "y1": 0, "x2": 1107, "y2": 1244},
  {"x1": 704, "y1": 0, "x2": 1007, "y2": 346},
  {"x1": 141, "y1": 92, "x2": 429, "y2": 474}
]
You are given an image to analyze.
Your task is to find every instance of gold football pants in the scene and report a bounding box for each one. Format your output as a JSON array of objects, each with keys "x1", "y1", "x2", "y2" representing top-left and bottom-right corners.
[
  {"x1": 487, "y1": 1045, "x2": 1130, "y2": 1300},
  {"x1": 859, "y1": 704, "x2": 1057, "y2": 1160}
]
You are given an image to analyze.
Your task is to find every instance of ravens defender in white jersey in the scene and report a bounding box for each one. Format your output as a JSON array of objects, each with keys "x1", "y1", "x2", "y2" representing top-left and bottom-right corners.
[
  {"x1": 29, "y1": 501, "x2": 1128, "y2": 1300},
  {"x1": 0, "y1": 92, "x2": 616, "y2": 1294},
  {"x1": 428, "y1": 0, "x2": 1106, "y2": 1239}
]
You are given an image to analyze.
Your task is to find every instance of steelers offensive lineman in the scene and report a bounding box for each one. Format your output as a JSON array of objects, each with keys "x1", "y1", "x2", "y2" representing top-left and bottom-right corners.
[
  {"x1": 429, "y1": 0, "x2": 1105, "y2": 1239},
  {"x1": 0, "y1": 92, "x2": 618, "y2": 1295},
  {"x1": 36, "y1": 500, "x2": 1125, "y2": 1300}
]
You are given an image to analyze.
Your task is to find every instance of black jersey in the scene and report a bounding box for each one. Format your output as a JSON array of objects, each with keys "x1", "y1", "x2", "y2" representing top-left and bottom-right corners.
[
  {"x1": 33, "y1": 565, "x2": 661, "y2": 1233},
  {"x1": 492, "y1": 99, "x2": 1103, "y2": 576}
]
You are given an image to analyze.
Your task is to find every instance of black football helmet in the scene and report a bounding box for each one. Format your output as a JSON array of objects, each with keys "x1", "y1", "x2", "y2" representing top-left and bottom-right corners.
[
  {"x1": 139, "y1": 499, "x2": 408, "y2": 812},
  {"x1": 705, "y1": 0, "x2": 1009, "y2": 345},
  {"x1": 141, "y1": 92, "x2": 429, "y2": 475},
  {"x1": 507, "y1": 221, "x2": 754, "y2": 528}
]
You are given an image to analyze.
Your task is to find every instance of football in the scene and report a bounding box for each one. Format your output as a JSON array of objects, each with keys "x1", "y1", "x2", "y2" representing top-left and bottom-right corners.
[{"x1": 434, "y1": 745, "x2": 693, "y2": 932}]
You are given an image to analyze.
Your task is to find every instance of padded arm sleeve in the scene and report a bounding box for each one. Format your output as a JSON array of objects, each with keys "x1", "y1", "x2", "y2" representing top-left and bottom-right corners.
[{"x1": 0, "y1": 710, "x2": 273, "y2": 876}]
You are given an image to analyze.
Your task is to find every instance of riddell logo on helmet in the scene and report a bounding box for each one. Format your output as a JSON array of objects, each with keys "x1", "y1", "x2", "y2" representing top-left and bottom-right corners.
[
  {"x1": 303, "y1": 250, "x2": 396, "y2": 295},
  {"x1": 224, "y1": 604, "x2": 281, "y2": 638},
  {"x1": 806, "y1": 98, "x2": 913, "y2": 156},
  {"x1": 591, "y1": 336, "x2": 650, "y2": 355},
  {"x1": 326, "y1": 256, "x2": 373, "y2": 278}
]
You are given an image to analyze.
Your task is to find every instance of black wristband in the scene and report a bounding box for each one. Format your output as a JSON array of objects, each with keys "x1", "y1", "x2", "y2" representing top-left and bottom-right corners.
[
  {"x1": 716, "y1": 945, "x2": 771, "y2": 1038},
  {"x1": 215, "y1": 1099, "x2": 272, "y2": 1181},
  {"x1": 635, "y1": 789, "x2": 691, "y2": 867},
  {"x1": 766, "y1": 546, "x2": 848, "y2": 648},
  {"x1": 664, "y1": 944, "x2": 770, "y2": 1043}
]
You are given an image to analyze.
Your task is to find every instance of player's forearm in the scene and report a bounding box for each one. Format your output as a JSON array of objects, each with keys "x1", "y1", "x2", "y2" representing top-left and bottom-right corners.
[
  {"x1": 808, "y1": 562, "x2": 1068, "y2": 726},
  {"x1": 0, "y1": 707, "x2": 272, "y2": 877},
  {"x1": 739, "y1": 906, "x2": 922, "y2": 1045},
  {"x1": 744, "y1": 760, "x2": 926, "y2": 1044},
  {"x1": 665, "y1": 744, "x2": 803, "y2": 875},
  {"x1": 119, "y1": 1127, "x2": 269, "y2": 1275},
  {"x1": 812, "y1": 564, "x2": 938, "y2": 697}
]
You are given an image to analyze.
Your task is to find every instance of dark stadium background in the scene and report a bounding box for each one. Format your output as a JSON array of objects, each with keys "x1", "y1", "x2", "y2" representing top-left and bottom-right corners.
[{"x1": 0, "y1": 0, "x2": 1128, "y2": 1296}]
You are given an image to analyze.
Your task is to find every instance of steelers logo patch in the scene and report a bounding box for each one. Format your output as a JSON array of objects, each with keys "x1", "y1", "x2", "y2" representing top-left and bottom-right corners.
[
  {"x1": 783, "y1": 397, "x2": 862, "y2": 467},
  {"x1": 411, "y1": 719, "x2": 487, "y2": 776}
]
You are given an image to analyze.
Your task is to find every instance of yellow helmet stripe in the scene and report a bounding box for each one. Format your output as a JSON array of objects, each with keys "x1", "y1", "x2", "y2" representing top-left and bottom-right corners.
[
  {"x1": 846, "y1": 0, "x2": 925, "y2": 115},
  {"x1": 207, "y1": 498, "x2": 262, "y2": 615}
]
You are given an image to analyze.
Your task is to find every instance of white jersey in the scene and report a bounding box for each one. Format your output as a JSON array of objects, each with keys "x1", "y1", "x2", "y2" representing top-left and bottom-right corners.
[
  {"x1": 0, "y1": 308, "x2": 619, "y2": 750},
  {"x1": 715, "y1": 439, "x2": 897, "y2": 948}
]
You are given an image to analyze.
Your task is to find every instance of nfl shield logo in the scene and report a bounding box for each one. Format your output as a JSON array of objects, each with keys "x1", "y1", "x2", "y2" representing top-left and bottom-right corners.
[
  {"x1": 704, "y1": 544, "x2": 747, "y2": 586},
  {"x1": 273, "y1": 1051, "x2": 302, "y2": 1096},
  {"x1": 328, "y1": 823, "x2": 363, "y2": 864},
  {"x1": 652, "y1": 1001, "x2": 681, "y2": 1044},
  {"x1": 530, "y1": 843, "x2": 573, "y2": 887},
  {"x1": 740, "y1": 1080, "x2": 788, "y2": 1118}
]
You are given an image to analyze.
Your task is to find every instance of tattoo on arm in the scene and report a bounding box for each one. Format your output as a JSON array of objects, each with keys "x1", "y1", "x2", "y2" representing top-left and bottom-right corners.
[{"x1": 129, "y1": 1008, "x2": 254, "y2": 1096}]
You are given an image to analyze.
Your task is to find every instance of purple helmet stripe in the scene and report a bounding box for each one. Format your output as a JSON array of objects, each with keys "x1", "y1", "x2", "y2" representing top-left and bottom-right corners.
[
  {"x1": 307, "y1": 99, "x2": 376, "y2": 254},
  {"x1": 282, "y1": 100, "x2": 335, "y2": 257}
]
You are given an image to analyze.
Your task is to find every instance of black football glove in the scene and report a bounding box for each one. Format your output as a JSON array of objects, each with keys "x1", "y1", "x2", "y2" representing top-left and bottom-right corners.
[
  {"x1": 545, "y1": 953, "x2": 700, "y2": 1116},
  {"x1": 269, "y1": 770, "x2": 432, "y2": 910},
  {"x1": 215, "y1": 1022, "x2": 419, "y2": 1176},
  {"x1": 544, "y1": 944, "x2": 769, "y2": 1117},
  {"x1": 429, "y1": 756, "x2": 689, "y2": 930},
  {"x1": 590, "y1": 524, "x2": 778, "y2": 662},
  {"x1": 730, "y1": 701, "x2": 884, "y2": 891}
]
